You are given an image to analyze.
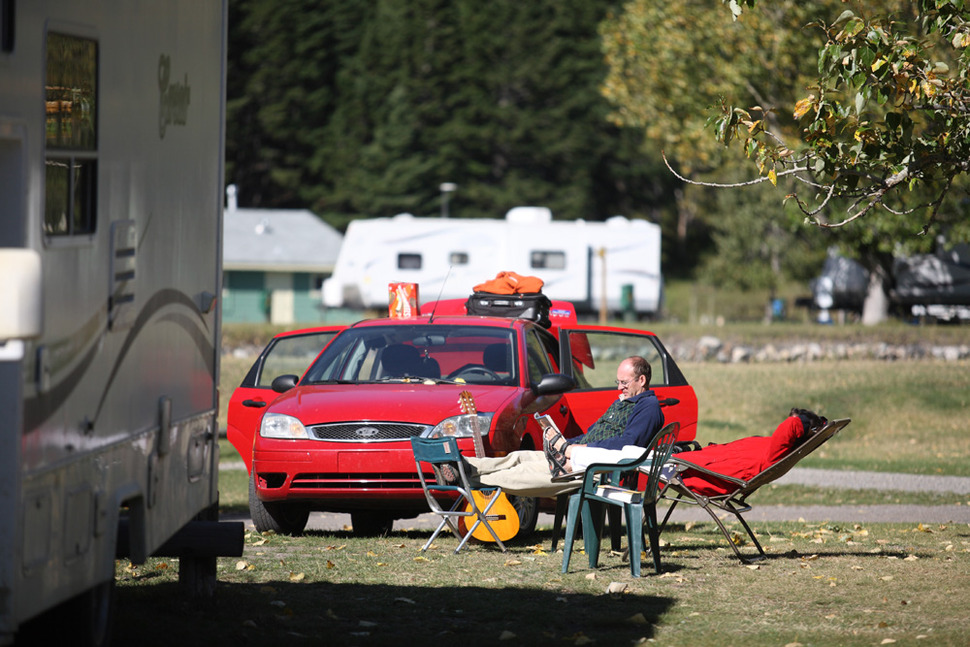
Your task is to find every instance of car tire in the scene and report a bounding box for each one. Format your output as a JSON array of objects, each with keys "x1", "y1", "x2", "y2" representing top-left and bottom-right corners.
[
  {"x1": 509, "y1": 494, "x2": 539, "y2": 539},
  {"x1": 249, "y1": 474, "x2": 309, "y2": 535},
  {"x1": 350, "y1": 511, "x2": 395, "y2": 537}
]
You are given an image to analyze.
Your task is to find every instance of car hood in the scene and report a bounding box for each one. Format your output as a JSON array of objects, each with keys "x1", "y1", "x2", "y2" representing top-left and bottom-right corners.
[{"x1": 267, "y1": 383, "x2": 524, "y2": 425}]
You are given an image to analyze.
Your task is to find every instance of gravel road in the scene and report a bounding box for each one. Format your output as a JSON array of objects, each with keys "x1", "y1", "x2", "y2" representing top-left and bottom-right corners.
[{"x1": 224, "y1": 466, "x2": 970, "y2": 531}]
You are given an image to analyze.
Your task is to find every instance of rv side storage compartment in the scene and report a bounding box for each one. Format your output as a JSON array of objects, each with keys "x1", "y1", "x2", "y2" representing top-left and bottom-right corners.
[{"x1": 465, "y1": 292, "x2": 552, "y2": 327}]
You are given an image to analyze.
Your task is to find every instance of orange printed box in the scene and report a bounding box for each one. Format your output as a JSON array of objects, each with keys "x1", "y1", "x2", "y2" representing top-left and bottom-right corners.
[{"x1": 388, "y1": 282, "x2": 419, "y2": 318}]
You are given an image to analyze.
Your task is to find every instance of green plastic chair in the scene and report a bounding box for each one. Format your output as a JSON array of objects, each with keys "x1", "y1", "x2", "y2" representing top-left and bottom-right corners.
[{"x1": 561, "y1": 421, "x2": 680, "y2": 577}]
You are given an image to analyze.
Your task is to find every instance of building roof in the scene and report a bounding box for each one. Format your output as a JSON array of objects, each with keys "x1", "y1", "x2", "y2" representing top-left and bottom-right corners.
[{"x1": 223, "y1": 206, "x2": 343, "y2": 273}]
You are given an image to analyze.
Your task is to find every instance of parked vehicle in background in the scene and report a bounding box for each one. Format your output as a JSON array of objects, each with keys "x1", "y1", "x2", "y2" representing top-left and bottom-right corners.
[
  {"x1": 1, "y1": 3, "x2": 240, "y2": 645},
  {"x1": 811, "y1": 244, "x2": 970, "y2": 323},
  {"x1": 321, "y1": 207, "x2": 664, "y2": 318},
  {"x1": 227, "y1": 299, "x2": 697, "y2": 538}
]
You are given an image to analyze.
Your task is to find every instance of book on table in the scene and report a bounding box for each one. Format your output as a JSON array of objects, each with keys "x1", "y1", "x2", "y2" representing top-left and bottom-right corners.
[{"x1": 594, "y1": 484, "x2": 643, "y2": 504}]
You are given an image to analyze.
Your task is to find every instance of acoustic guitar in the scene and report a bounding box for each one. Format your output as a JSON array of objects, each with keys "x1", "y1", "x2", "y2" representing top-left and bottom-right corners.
[{"x1": 457, "y1": 390, "x2": 520, "y2": 542}]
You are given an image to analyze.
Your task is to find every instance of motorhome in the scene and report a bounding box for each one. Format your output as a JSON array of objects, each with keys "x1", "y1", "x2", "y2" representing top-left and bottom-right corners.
[
  {"x1": 0, "y1": 2, "x2": 239, "y2": 644},
  {"x1": 322, "y1": 207, "x2": 663, "y2": 317}
]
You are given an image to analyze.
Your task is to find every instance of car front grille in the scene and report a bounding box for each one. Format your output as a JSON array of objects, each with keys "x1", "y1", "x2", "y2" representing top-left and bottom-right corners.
[
  {"x1": 307, "y1": 422, "x2": 432, "y2": 442},
  {"x1": 291, "y1": 472, "x2": 423, "y2": 490}
]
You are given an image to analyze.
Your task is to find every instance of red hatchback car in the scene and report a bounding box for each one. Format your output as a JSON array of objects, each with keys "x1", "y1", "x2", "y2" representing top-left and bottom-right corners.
[{"x1": 227, "y1": 300, "x2": 697, "y2": 537}]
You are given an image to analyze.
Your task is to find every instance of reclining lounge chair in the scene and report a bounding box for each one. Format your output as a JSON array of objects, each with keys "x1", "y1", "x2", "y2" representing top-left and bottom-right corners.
[{"x1": 659, "y1": 417, "x2": 851, "y2": 563}]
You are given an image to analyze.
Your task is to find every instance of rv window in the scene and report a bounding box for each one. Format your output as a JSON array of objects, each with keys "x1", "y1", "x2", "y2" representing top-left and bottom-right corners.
[
  {"x1": 449, "y1": 252, "x2": 469, "y2": 265},
  {"x1": 530, "y1": 250, "x2": 565, "y2": 270},
  {"x1": 398, "y1": 253, "x2": 422, "y2": 270},
  {"x1": 44, "y1": 32, "x2": 98, "y2": 237}
]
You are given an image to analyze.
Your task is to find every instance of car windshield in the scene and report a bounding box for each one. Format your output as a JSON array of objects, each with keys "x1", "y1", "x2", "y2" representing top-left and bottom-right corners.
[{"x1": 301, "y1": 324, "x2": 518, "y2": 386}]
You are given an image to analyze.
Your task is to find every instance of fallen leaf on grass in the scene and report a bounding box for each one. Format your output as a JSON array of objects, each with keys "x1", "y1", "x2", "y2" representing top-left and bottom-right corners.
[
  {"x1": 904, "y1": 555, "x2": 918, "y2": 561},
  {"x1": 745, "y1": 564, "x2": 761, "y2": 571},
  {"x1": 585, "y1": 573, "x2": 597, "y2": 580},
  {"x1": 325, "y1": 560, "x2": 335, "y2": 569},
  {"x1": 880, "y1": 576, "x2": 894, "y2": 581},
  {"x1": 367, "y1": 551, "x2": 378, "y2": 557},
  {"x1": 413, "y1": 556, "x2": 429, "y2": 562},
  {"x1": 880, "y1": 639, "x2": 896, "y2": 644},
  {"x1": 504, "y1": 559, "x2": 522, "y2": 566},
  {"x1": 289, "y1": 572, "x2": 305, "y2": 582},
  {"x1": 499, "y1": 630, "x2": 517, "y2": 640}
]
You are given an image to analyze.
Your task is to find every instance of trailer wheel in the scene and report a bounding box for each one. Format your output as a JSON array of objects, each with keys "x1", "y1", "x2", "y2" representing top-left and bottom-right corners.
[
  {"x1": 249, "y1": 474, "x2": 309, "y2": 535},
  {"x1": 18, "y1": 578, "x2": 115, "y2": 647}
]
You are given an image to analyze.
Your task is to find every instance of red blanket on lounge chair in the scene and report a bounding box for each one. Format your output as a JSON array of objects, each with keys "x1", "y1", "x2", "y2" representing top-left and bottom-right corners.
[{"x1": 672, "y1": 416, "x2": 810, "y2": 496}]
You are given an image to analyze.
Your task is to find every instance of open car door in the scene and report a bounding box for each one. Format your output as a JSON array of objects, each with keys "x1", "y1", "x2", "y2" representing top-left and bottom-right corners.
[
  {"x1": 555, "y1": 325, "x2": 698, "y2": 443},
  {"x1": 227, "y1": 326, "x2": 346, "y2": 470}
]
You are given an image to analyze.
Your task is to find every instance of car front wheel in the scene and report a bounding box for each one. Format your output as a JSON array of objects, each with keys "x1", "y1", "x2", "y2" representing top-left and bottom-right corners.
[
  {"x1": 509, "y1": 494, "x2": 538, "y2": 539},
  {"x1": 249, "y1": 474, "x2": 309, "y2": 535}
]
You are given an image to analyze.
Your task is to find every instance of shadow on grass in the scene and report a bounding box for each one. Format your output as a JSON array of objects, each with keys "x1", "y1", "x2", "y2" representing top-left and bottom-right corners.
[{"x1": 114, "y1": 580, "x2": 675, "y2": 646}]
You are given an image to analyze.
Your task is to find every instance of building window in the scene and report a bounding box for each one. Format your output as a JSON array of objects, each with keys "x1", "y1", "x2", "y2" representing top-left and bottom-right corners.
[
  {"x1": 398, "y1": 253, "x2": 422, "y2": 270},
  {"x1": 530, "y1": 250, "x2": 565, "y2": 270},
  {"x1": 45, "y1": 32, "x2": 98, "y2": 237},
  {"x1": 449, "y1": 251, "x2": 469, "y2": 265}
]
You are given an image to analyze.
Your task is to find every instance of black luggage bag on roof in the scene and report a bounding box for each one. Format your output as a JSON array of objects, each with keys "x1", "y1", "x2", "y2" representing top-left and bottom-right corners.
[{"x1": 465, "y1": 292, "x2": 552, "y2": 328}]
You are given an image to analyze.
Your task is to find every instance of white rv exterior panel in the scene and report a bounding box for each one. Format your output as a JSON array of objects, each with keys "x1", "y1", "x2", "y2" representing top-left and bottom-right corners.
[{"x1": 0, "y1": 1, "x2": 228, "y2": 640}]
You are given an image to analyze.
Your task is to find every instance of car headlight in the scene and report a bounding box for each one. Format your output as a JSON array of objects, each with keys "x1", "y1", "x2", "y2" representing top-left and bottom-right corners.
[
  {"x1": 260, "y1": 413, "x2": 309, "y2": 439},
  {"x1": 427, "y1": 413, "x2": 493, "y2": 439}
]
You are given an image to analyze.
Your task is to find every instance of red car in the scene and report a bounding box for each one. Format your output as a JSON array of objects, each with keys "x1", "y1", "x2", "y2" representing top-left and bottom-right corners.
[{"x1": 227, "y1": 299, "x2": 697, "y2": 537}]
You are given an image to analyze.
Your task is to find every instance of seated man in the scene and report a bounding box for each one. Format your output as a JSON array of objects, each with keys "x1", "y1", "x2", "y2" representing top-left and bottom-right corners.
[
  {"x1": 665, "y1": 408, "x2": 827, "y2": 496},
  {"x1": 443, "y1": 356, "x2": 665, "y2": 497}
]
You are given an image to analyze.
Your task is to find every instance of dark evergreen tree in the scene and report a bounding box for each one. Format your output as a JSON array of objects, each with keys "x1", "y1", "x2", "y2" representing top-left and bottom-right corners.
[{"x1": 225, "y1": 0, "x2": 680, "y2": 232}]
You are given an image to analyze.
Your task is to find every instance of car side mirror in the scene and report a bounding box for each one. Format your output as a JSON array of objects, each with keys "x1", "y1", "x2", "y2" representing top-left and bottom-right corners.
[
  {"x1": 532, "y1": 373, "x2": 575, "y2": 396},
  {"x1": 271, "y1": 374, "x2": 299, "y2": 393}
]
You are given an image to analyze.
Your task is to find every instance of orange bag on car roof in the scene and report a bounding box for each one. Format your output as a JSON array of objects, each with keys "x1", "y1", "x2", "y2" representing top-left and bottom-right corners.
[{"x1": 472, "y1": 271, "x2": 544, "y2": 295}]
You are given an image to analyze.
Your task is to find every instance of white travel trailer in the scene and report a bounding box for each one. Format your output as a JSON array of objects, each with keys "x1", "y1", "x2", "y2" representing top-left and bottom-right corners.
[
  {"x1": 322, "y1": 207, "x2": 663, "y2": 316},
  {"x1": 0, "y1": 2, "x2": 239, "y2": 644}
]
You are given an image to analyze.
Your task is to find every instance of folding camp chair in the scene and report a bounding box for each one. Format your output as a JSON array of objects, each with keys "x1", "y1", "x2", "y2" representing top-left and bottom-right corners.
[
  {"x1": 410, "y1": 436, "x2": 509, "y2": 553},
  {"x1": 561, "y1": 421, "x2": 680, "y2": 577},
  {"x1": 659, "y1": 417, "x2": 851, "y2": 563}
]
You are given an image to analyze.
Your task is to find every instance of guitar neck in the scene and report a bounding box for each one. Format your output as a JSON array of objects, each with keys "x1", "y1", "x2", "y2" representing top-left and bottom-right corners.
[{"x1": 471, "y1": 422, "x2": 485, "y2": 458}]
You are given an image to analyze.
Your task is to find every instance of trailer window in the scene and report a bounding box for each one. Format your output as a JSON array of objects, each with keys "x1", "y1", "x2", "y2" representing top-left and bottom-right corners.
[
  {"x1": 44, "y1": 32, "x2": 98, "y2": 237},
  {"x1": 398, "y1": 253, "x2": 422, "y2": 270},
  {"x1": 530, "y1": 250, "x2": 565, "y2": 270},
  {"x1": 449, "y1": 252, "x2": 469, "y2": 265}
]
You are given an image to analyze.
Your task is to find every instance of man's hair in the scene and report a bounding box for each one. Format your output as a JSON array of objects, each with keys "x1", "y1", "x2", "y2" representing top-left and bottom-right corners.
[{"x1": 626, "y1": 356, "x2": 651, "y2": 385}]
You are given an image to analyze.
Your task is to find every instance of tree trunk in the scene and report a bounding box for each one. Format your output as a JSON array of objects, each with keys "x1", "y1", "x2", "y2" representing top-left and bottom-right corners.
[{"x1": 861, "y1": 264, "x2": 891, "y2": 325}]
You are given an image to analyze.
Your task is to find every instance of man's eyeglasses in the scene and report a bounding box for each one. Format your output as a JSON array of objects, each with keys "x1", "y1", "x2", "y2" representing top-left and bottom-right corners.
[{"x1": 615, "y1": 379, "x2": 633, "y2": 387}]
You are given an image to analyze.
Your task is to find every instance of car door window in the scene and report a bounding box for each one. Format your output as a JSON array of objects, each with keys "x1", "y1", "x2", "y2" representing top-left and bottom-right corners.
[
  {"x1": 253, "y1": 330, "x2": 341, "y2": 387},
  {"x1": 564, "y1": 330, "x2": 666, "y2": 390}
]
